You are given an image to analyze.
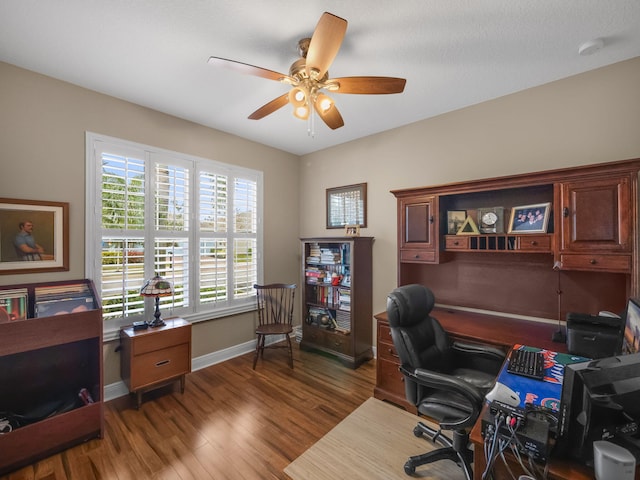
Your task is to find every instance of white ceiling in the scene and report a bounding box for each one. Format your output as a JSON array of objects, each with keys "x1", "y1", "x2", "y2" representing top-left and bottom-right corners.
[{"x1": 1, "y1": 1, "x2": 639, "y2": 156}]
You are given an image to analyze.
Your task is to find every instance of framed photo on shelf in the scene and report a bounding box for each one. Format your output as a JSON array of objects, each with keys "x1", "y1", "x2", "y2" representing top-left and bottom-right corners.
[
  {"x1": 326, "y1": 183, "x2": 367, "y2": 229},
  {"x1": 507, "y1": 202, "x2": 551, "y2": 234},
  {"x1": 0, "y1": 198, "x2": 69, "y2": 274},
  {"x1": 344, "y1": 224, "x2": 360, "y2": 237},
  {"x1": 447, "y1": 210, "x2": 467, "y2": 234}
]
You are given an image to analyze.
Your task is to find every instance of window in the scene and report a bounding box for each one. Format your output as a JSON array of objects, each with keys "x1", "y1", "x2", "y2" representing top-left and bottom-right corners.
[{"x1": 86, "y1": 133, "x2": 262, "y2": 334}]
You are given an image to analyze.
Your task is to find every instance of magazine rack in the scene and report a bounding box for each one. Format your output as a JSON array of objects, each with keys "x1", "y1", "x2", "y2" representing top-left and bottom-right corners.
[{"x1": 0, "y1": 279, "x2": 103, "y2": 475}]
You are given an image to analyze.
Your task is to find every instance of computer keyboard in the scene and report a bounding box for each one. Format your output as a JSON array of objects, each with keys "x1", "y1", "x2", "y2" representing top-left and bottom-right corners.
[{"x1": 507, "y1": 349, "x2": 545, "y2": 380}]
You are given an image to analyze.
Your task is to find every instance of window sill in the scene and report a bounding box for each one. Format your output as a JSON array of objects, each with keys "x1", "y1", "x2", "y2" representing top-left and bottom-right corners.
[{"x1": 103, "y1": 302, "x2": 256, "y2": 342}]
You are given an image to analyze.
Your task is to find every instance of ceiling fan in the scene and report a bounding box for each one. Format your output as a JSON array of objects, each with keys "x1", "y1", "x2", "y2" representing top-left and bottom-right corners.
[{"x1": 208, "y1": 12, "x2": 406, "y2": 130}]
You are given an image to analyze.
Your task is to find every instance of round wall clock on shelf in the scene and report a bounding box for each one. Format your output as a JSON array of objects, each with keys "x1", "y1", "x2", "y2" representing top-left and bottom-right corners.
[{"x1": 478, "y1": 207, "x2": 504, "y2": 234}]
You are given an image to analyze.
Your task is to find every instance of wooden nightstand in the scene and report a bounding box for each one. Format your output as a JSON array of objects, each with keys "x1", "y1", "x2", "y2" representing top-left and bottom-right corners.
[{"x1": 119, "y1": 317, "x2": 191, "y2": 408}]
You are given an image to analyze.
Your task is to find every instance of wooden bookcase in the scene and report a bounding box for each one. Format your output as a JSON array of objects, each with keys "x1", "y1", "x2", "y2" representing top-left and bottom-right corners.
[
  {"x1": 300, "y1": 237, "x2": 374, "y2": 368},
  {"x1": 0, "y1": 279, "x2": 103, "y2": 475}
]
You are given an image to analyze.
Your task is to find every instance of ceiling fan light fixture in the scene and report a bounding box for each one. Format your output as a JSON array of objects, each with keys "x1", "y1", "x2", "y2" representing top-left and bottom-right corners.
[
  {"x1": 315, "y1": 93, "x2": 334, "y2": 113},
  {"x1": 293, "y1": 104, "x2": 310, "y2": 120},
  {"x1": 289, "y1": 86, "x2": 308, "y2": 107},
  {"x1": 209, "y1": 12, "x2": 406, "y2": 131}
]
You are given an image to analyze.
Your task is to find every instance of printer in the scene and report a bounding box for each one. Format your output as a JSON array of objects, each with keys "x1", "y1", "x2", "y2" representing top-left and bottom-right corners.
[{"x1": 566, "y1": 312, "x2": 624, "y2": 359}]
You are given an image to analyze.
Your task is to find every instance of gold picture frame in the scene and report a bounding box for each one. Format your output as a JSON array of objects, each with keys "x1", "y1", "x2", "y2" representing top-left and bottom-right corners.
[
  {"x1": 0, "y1": 198, "x2": 69, "y2": 274},
  {"x1": 344, "y1": 224, "x2": 360, "y2": 237},
  {"x1": 507, "y1": 202, "x2": 551, "y2": 234}
]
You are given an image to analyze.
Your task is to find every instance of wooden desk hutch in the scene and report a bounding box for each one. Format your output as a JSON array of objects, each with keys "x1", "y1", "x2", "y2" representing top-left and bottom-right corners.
[
  {"x1": 375, "y1": 158, "x2": 640, "y2": 480},
  {"x1": 375, "y1": 158, "x2": 640, "y2": 411}
]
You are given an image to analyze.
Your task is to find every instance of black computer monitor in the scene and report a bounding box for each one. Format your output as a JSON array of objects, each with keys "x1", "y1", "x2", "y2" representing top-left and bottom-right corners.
[
  {"x1": 623, "y1": 298, "x2": 640, "y2": 354},
  {"x1": 555, "y1": 353, "x2": 640, "y2": 464}
]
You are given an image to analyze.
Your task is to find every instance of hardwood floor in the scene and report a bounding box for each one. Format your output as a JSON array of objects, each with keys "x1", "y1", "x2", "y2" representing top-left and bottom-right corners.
[{"x1": 2, "y1": 344, "x2": 377, "y2": 480}]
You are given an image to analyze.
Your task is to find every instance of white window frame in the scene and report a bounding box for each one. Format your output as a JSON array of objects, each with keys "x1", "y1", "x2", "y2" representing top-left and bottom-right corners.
[{"x1": 86, "y1": 132, "x2": 263, "y2": 341}]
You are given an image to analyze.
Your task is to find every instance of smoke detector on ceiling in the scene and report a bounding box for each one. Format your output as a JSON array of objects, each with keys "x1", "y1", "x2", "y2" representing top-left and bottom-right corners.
[{"x1": 578, "y1": 38, "x2": 604, "y2": 56}]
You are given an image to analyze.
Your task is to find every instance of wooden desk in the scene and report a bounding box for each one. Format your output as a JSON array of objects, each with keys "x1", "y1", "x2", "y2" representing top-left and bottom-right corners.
[
  {"x1": 374, "y1": 307, "x2": 568, "y2": 410},
  {"x1": 426, "y1": 307, "x2": 568, "y2": 353}
]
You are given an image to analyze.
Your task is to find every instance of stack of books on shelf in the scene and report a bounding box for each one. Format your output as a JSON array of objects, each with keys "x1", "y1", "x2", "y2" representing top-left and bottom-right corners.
[
  {"x1": 305, "y1": 266, "x2": 325, "y2": 284},
  {"x1": 320, "y1": 248, "x2": 341, "y2": 264},
  {"x1": 0, "y1": 288, "x2": 28, "y2": 323},
  {"x1": 338, "y1": 288, "x2": 351, "y2": 311},
  {"x1": 35, "y1": 283, "x2": 95, "y2": 318},
  {"x1": 306, "y1": 243, "x2": 322, "y2": 263}
]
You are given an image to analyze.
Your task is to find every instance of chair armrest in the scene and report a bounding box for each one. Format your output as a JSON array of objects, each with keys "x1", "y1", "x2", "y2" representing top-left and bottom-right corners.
[
  {"x1": 452, "y1": 341, "x2": 506, "y2": 375},
  {"x1": 400, "y1": 364, "x2": 484, "y2": 430}
]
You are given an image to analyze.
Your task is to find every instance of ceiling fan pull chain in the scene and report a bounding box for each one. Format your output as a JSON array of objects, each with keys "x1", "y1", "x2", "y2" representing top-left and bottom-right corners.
[{"x1": 308, "y1": 109, "x2": 316, "y2": 138}]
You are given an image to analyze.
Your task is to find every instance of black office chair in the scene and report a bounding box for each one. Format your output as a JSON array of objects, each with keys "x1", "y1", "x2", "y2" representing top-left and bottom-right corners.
[{"x1": 386, "y1": 284, "x2": 505, "y2": 479}]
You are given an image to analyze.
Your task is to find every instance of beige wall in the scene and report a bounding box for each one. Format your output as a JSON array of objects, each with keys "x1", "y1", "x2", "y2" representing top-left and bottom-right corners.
[
  {"x1": 299, "y1": 57, "x2": 640, "y2": 326},
  {"x1": 2, "y1": 57, "x2": 640, "y2": 383},
  {"x1": 0, "y1": 62, "x2": 300, "y2": 384}
]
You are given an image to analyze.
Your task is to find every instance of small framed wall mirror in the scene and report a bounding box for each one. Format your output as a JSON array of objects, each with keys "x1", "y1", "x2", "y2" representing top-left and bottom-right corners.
[{"x1": 326, "y1": 183, "x2": 367, "y2": 229}]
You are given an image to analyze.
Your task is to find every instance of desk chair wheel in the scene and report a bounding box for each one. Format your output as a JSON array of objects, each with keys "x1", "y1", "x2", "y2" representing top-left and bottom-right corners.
[
  {"x1": 413, "y1": 425, "x2": 423, "y2": 438},
  {"x1": 404, "y1": 461, "x2": 416, "y2": 475}
]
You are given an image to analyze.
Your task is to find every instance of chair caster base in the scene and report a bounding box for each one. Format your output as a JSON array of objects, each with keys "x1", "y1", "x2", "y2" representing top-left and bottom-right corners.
[{"x1": 404, "y1": 461, "x2": 416, "y2": 475}]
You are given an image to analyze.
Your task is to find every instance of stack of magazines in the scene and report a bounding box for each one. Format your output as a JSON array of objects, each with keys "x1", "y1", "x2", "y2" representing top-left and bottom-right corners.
[{"x1": 35, "y1": 283, "x2": 95, "y2": 318}]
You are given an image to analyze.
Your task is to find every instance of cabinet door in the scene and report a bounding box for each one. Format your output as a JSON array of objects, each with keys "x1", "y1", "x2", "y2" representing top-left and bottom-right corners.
[
  {"x1": 559, "y1": 176, "x2": 631, "y2": 253},
  {"x1": 398, "y1": 194, "x2": 438, "y2": 263}
]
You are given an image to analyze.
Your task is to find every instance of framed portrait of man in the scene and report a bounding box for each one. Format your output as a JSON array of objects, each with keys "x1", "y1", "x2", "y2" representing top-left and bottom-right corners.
[{"x1": 0, "y1": 198, "x2": 69, "y2": 274}]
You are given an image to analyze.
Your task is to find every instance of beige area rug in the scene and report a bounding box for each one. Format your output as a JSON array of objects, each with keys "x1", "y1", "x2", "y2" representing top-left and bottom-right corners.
[{"x1": 284, "y1": 397, "x2": 464, "y2": 480}]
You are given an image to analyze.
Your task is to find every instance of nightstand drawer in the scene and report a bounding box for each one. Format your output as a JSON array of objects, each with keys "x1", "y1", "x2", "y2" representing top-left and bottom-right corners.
[
  {"x1": 130, "y1": 343, "x2": 190, "y2": 389},
  {"x1": 133, "y1": 326, "x2": 191, "y2": 356}
]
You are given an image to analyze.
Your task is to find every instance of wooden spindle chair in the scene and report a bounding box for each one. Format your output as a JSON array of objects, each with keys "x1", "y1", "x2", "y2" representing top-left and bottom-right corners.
[{"x1": 253, "y1": 283, "x2": 296, "y2": 369}]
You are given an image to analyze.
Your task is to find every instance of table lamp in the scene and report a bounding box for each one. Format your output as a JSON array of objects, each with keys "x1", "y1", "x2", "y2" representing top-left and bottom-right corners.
[{"x1": 139, "y1": 274, "x2": 173, "y2": 327}]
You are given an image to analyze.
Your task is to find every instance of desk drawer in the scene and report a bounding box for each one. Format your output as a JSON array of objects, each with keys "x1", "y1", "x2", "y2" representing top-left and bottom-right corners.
[
  {"x1": 516, "y1": 235, "x2": 551, "y2": 252},
  {"x1": 378, "y1": 322, "x2": 394, "y2": 344},
  {"x1": 377, "y1": 357, "x2": 405, "y2": 398},
  {"x1": 400, "y1": 249, "x2": 436, "y2": 263},
  {"x1": 560, "y1": 253, "x2": 631, "y2": 273},
  {"x1": 445, "y1": 236, "x2": 470, "y2": 250},
  {"x1": 130, "y1": 343, "x2": 190, "y2": 389},
  {"x1": 133, "y1": 326, "x2": 191, "y2": 356}
]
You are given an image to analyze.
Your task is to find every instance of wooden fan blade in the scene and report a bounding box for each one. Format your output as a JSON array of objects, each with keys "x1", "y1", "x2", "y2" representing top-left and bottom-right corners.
[
  {"x1": 305, "y1": 12, "x2": 347, "y2": 80},
  {"x1": 315, "y1": 102, "x2": 344, "y2": 130},
  {"x1": 208, "y1": 57, "x2": 290, "y2": 82},
  {"x1": 330, "y1": 77, "x2": 407, "y2": 94},
  {"x1": 248, "y1": 93, "x2": 290, "y2": 120}
]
